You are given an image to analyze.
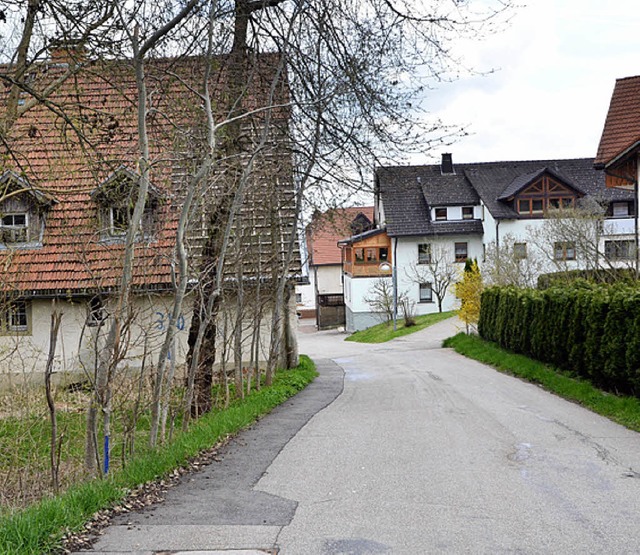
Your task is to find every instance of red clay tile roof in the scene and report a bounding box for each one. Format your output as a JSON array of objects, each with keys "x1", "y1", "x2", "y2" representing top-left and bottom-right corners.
[
  {"x1": 595, "y1": 75, "x2": 640, "y2": 167},
  {"x1": 307, "y1": 206, "x2": 374, "y2": 266},
  {"x1": 1, "y1": 55, "x2": 292, "y2": 295}
]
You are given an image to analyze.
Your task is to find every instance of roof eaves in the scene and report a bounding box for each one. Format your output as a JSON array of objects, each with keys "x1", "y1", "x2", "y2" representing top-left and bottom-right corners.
[
  {"x1": 603, "y1": 139, "x2": 640, "y2": 170},
  {"x1": 337, "y1": 226, "x2": 386, "y2": 246},
  {"x1": 0, "y1": 170, "x2": 59, "y2": 206}
]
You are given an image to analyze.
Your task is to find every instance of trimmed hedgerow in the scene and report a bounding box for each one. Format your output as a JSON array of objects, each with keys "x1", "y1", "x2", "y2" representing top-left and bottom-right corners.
[{"x1": 478, "y1": 282, "x2": 640, "y2": 396}]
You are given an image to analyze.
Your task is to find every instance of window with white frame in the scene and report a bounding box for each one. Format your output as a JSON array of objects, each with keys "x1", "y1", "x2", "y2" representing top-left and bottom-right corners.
[
  {"x1": 87, "y1": 297, "x2": 107, "y2": 326},
  {"x1": 418, "y1": 243, "x2": 431, "y2": 264},
  {"x1": 110, "y1": 206, "x2": 133, "y2": 236},
  {"x1": 513, "y1": 242, "x2": 527, "y2": 260},
  {"x1": 554, "y1": 241, "x2": 576, "y2": 261},
  {"x1": 419, "y1": 283, "x2": 433, "y2": 303},
  {"x1": 462, "y1": 206, "x2": 474, "y2": 220},
  {"x1": 605, "y1": 240, "x2": 635, "y2": 260},
  {"x1": 1, "y1": 213, "x2": 29, "y2": 243},
  {"x1": 1, "y1": 300, "x2": 29, "y2": 334},
  {"x1": 454, "y1": 242, "x2": 468, "y2": 262},
  {"x1": 435, "y1": 208, "x2": 447, "y2": 221}
]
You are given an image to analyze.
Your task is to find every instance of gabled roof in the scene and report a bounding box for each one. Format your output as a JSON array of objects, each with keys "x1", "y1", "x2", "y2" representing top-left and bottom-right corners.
[
  {"x1": 306, "y1": 206, "x2": 374, "y2": 266},
  {"x1": 0, "y1": 54, "x2": 294, "y2": 295},
  {"x1": 90, "y1": 166, "x2": 163, "y2": 202},
  {"x1": 595, "y1": 75, "x2": 640, "y2": 168},
  {"x1": 0, "y1": 171, "x2": 58, "y2": 207},
  {"x1": 377, "y1": 158, "x2": 633, "y2": 232},
  {"x1": 497, "y1": 166, "x2": 586, "y2": 201}
]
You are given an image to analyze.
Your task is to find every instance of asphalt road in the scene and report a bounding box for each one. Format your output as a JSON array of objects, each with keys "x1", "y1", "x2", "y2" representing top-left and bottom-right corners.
[{"x1": 79, "y1": 318, "x2": 640, "y2": 554}]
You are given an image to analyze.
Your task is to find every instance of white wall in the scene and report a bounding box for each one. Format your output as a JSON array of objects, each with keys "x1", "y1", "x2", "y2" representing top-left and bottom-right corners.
[
  {"x1": 295, "y1": 271, "x2": 316, "y2": 310},
  {"x1": 395, "y1": 235, "x2": 483, "y2": 314},
  {"x1": 0, "y1": 294, "x2": 192, "y2": 381},
  {"x1": 316, "y1": 264, "x2": 343, "y2": 295},
  {"x1": 430, "y1": 204, "x2": 482, "y2": 222},
  {"x1": 0, "y1": 290, "x2": 298, "y2": 382}
]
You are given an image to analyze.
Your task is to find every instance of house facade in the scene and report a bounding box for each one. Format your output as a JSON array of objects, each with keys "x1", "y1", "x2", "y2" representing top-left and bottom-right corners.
[
  {"x1": 298, "y1": 206, "x2": 373, "y2": 328},
  {"x1": 0, "y1": 49, "x2": 299, "y2": 384},
  {"x1": 341, "y1": 154, "x2": 635, "y2": 332},
  {"x1": 594, "y1": 75, "x2": 640, "y2": 269}
]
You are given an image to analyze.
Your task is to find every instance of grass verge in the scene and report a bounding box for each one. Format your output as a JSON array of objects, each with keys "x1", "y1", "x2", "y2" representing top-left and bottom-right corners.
[
  {"x1": 443, "y1": 333, "x2": 640, "y2": 433},
  {"x1": 346, "y1": 311, "x2": 456, "y2": 343},
  {"x1": 0, "y1": 356, "x2": 317, "y2": 555}
]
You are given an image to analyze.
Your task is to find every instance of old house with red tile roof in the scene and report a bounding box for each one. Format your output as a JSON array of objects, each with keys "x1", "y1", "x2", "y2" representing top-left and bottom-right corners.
[{"x1": 0, "y1": 49, "x2": 298, "y2": 381}]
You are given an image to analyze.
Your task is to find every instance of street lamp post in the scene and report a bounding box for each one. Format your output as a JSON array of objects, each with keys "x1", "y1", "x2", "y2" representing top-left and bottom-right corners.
[{"x1": 379, "y1": 260, "x2": 397, "y2": 331}]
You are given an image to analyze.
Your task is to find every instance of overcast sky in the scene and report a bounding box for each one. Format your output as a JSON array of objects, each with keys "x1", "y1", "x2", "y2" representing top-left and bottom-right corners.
[{"x1": 417, "y1": 0, "x2": 639, "y2": 165}]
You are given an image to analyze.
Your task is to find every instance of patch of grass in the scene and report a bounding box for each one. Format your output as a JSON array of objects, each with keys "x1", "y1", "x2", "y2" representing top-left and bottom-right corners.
[
  {"x1": 443, "y1": 333, "x2": 640, "y2": 432},
  {"x1": 0, "y1": 357, "x2": 317, "y2": 555},
  {"x1": 346, "y1": 311, "x2": 456, "y2": 343}
]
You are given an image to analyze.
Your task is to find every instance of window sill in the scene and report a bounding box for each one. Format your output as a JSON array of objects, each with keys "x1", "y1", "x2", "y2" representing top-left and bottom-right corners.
[{"x1": 418, "y1": 300, "x2": 434, "y2": 304}]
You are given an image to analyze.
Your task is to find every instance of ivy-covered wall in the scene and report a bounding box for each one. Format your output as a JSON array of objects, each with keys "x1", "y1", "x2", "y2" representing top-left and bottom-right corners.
[{"x1": 478, "y1": 282, "x2": 640, "y2": 396}]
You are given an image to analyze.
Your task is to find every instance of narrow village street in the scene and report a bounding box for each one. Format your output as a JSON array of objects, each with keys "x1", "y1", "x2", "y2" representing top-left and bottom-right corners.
[{"x1": 78, "y1": 317, "x2": 640, "y2": 554}]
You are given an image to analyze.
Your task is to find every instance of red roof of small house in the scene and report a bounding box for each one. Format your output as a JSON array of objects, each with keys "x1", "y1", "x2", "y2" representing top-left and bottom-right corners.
[
  {"x1": 0, "y1": 54, "x2": 292, "y2": 296},
  {"x1": 307, "y1": 206, "x2": 374, "y2": 266},
  {"x1": 595, "y1": 75, "x2": 640, "y2": 168}
]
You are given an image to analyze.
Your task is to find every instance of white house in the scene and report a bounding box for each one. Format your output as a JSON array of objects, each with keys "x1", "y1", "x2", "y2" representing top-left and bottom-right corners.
[{"x1": 341, "y1": 154, "x2": 635, "y2": 332}]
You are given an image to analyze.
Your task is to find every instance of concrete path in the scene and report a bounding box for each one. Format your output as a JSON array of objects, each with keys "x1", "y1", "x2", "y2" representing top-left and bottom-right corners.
[{"x1": 77, "y1": 317, "x2": 640, "y2": 554}]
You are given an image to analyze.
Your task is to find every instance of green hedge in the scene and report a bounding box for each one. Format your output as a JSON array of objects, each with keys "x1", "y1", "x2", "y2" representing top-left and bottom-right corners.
[{"x1": 479, "y1": 283, "x2": 640, "y2": 396}]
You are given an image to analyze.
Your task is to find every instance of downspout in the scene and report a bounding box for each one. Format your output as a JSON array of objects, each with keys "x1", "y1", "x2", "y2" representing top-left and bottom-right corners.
[
  {"x1": 495, "y1": 220, "x2": 501, "y2": 272},
  {"x1": 393, "y1": 236, "x2": 398, "y2": 331}
]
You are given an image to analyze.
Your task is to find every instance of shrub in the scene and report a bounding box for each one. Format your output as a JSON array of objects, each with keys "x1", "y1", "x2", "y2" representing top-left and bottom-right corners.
[{"x1": 478, "y1": 282, "x2": 640, "y2": 396}]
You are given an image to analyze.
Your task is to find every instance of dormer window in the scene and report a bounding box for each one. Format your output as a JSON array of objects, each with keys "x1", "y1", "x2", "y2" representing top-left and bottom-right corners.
[
  {"x1": 462, "y1": 206, "x2": 474, "y2": 220},
  {"x1": 435, "y1": 208, "x2": 447, "y2": 221},
  {"x1": 500, "y1": 170, "x2": 583, "y2": 219},
  {"x1": 92, "y1": 167, "x2": 161, "y2": 242},
  {"x1": 110, "y1": 206, "x2": 133, "y2": 236},
  {"x1": 0, "y1": 171, "x2": 57, "y2": 248},
  {"x1": 1, "y1": 213, "x2": 29, "y2": 243}
]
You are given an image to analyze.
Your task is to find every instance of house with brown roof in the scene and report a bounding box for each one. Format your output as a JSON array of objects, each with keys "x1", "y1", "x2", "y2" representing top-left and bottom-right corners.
[
  {"x1": 594, "y1": 75, "x2": 640, "y2": 268},
  {"x1": 299, "y1": 206, "x2": 373, "y2": 329},
  {"x1": 594, "y1": 75, "x2": 640, "y2": 190},
  {"x1": 0, "y1": 48, "x2": 298, "y2": 382},
  {"x1": 340, "y1": 153, "x2": 634, "y2": 331}
]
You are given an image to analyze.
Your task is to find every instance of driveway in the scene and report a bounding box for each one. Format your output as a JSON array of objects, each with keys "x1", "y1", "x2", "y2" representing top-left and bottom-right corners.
[{"x1": 80, "y1": 317, "x2": 640, "y2": 554}]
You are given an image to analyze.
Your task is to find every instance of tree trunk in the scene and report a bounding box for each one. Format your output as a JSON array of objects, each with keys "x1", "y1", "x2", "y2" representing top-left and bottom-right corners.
[{"x1": 45, "y1": 306, "x2": 63, "y2": 493}]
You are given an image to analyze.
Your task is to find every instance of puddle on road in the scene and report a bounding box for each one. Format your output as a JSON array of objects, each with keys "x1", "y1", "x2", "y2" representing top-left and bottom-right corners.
[
  {"x1": 508, "y1": 442, "x2": 533, "y2": 463},
  {"x1": 335, "y1": 358, "x2": 375, "y2": 382}
]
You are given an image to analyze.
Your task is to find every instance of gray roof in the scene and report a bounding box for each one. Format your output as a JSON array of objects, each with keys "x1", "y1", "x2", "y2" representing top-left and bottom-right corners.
[{"x1": 377, "y1": 158, "x2": 634, "y2": 232}]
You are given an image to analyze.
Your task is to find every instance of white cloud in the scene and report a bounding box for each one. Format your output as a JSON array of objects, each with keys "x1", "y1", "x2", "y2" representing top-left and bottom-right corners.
[{"x1": 416, "y1": 0, "x2": 640, "y2": 164}]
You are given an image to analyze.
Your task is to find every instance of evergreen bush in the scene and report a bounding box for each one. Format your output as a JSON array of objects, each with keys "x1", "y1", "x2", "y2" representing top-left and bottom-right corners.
[{"x1": 478, "y1": 282, "x2": 640, "y2": 396}]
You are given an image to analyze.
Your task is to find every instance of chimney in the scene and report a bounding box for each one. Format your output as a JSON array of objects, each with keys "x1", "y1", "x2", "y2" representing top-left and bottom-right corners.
[
  {"x1": 49, "y1": 39, "x2": 87, "y2": 67},
  {"x1": 441, "y1": 153, "x2": 454, "y2": 175}
]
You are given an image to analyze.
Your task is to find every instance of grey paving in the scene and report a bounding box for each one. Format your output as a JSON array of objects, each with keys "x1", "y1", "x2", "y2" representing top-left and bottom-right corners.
[{"x1": 80, "y1": 317, "x2": 640, "y2": 554}]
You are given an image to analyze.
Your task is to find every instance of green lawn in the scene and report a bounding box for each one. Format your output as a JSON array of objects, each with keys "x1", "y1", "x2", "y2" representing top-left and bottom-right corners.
[
  {"x1": 444, "y1": 333, "x2": 640, "y2": 433},
  {"x1": 346, "y1": 311, "x2": 456, "y2": 343},
  {"x1": 0, "y1": 357, "x2": 317, "y2": 555}
]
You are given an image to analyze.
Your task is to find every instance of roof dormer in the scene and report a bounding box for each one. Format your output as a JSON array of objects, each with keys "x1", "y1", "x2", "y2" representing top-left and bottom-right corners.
[
  {"x1": 91, "y1": 166, "x2": 162, "y2": 240},
  {"x1": 498, "y1": 168, "x2": 585, "y2": 218},
  {"x1": 0, "y1": 171, "x2": 57, "y2": 247}
]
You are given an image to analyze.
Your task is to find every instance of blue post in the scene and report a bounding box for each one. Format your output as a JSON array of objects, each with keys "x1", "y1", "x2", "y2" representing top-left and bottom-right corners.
[{"x1": 104, "y1": 435, "x2": 110, "y2": 475}]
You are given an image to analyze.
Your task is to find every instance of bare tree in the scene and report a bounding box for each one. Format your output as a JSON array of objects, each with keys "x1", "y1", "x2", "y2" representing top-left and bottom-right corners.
[
  {"x1": 364, "y1": 278, "x2": 398, "y2": 323},
  {"x1": 527, "y1": 198, "x2": 633, "y2": 280},
  {"x1": 405, "y1": 244, "x2": 457, "y2": 312},
  {"x1": 482, "y1": 233, "x2": 545, "y2": 288}
]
